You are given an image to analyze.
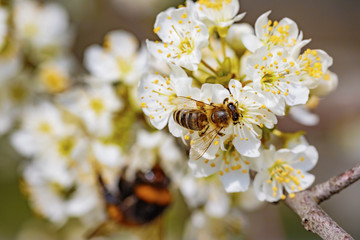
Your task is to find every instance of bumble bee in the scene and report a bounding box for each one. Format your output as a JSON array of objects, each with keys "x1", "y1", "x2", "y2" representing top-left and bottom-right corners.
[
  {"x1": 173, "y1": 96, "x2": 241, "y2": 160},
  {"x1": 87, "y1": 165, "x2": 172, "y2": 239}
]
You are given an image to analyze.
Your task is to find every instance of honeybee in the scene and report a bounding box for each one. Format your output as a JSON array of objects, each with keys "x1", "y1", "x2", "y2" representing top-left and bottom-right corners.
[
  {"x1": 173, "y1": 96, "x2": 241, "y2": 160},
  {"x1": 87, "y1": 164, "x2": 172, "y2": 239}
]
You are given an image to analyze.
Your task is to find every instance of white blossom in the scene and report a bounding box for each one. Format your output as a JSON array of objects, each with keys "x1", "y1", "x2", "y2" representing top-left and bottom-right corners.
[
  {"x1": 251, "y1": 144, "x2": 318, "y2": 202},
  {"x1": 146, "y1": 6, "x2": 209, "y2": 70},
  {"x1": 310, "y1": 70, "x2": 338, "y2": 97},
  {"x1": 243, "y1": 11, "x2": 307, "y2": 53},
  {"x1": 0, "y1": 7, "x2": 8, "y2": 50},
  {"x1": 138, "y1": 64, "x2": 197, "y2": 133},
  {"x1": 295, "y1": 48, "x2": 334, "y2": 89},
  {"x1": 188, "y1": 143, "x2": 251, "y2": 193},
  {"x1": 192, "y1": 0, "x2": 246, "y2": 30},
  {"x1": 63, "y1": 83, "x2": 123, "y2": 136},
  {"x1": 11, "y1": 102, "x2": 72, "y2": 157},
  {"x1": 13, "y1": 0, "x2": 72, "y2": 51},
  {"x1": 289, "y1": 105, "x2": 319, "y2": 126},
  {"x1": 0, "y1": 56, "x2": 26, "y2": 135},
  {"x1": 37, "y1": 57, "x2": 75, "y2": 94},
  {"x1": 225, "y1": 23, "x2": 254, "y2": 54},
  {"x1": 23, "y1": 159, "x2": 99, "y2": 226},
  {"x1": 245, "y1": 46, "x2": 309, "y2": 115},
  {"x1": 84, "y1": 30, "x2": 147, "y2": 84},
  {"x1": 124, "y1": 129, "x2": 184, "y2": 182},
  {"x1": 179, "y1": 176, "x2": 230, "y2": 217},
  {"x1": 189, "y1": 80, "x2": 276, "y2": 159}
]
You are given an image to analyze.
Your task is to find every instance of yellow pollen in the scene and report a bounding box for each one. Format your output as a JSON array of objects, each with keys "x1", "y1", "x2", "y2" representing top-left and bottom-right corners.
[
  {"x1": 184, "y1": 135, "x2": 190, "y2": 140},
  {"x1": 289, "y1": 193, "x2": 296, "y2": 198},
  {"x1": 323, "y1": 74, "x2": 330, "y2": 80},
  {"x1": 90, "y1": 98, "x2": 105, "y2": 115},
  {"x1": 153, "y1": 27, "x2": 160, "y2": 34},
  {"x1": 38, "y1": 122, "x2": 52, "y2": 133}
]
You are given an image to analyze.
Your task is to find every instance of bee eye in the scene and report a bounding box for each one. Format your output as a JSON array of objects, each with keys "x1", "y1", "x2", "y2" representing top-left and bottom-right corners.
[{"x1": 145, "y1": 171, "x2": 155, "y2": 181}]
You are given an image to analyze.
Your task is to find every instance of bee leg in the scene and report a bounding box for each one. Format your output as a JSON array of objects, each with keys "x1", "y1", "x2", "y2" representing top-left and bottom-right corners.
[
  {"x1": 223, "y1": 98, "x2": 229, "y2": 105},
  {"x1": 218, "y1": 132, "x2": 225, "y2": 137},
  {"x1": 199, "y1": 125, "x2": 209, "y2": 137},
  {"x1": 98, "y1": 174, "x2": 118, "y2": 205}
]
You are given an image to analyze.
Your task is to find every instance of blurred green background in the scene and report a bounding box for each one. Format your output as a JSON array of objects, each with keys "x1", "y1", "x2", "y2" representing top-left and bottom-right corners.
[{"x1": 1, "y1": 0, "x2": 360, "y2": 239}]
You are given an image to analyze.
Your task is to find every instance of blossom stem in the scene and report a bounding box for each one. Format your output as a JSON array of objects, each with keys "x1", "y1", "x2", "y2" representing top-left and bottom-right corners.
[
  {"x1": 208, "y1": 38, "x2": 222, "y2": 65},
  {"x1": 201, "y1": 59, "x2": 218, "y2": 76},
  {"x1": 187, "y1": 70, "x2": 204, "y2": 86},
  {"x1": 220, "y1": 37, "x2": 227, "y2": 60},
  {"x1": 272, "y1": 129, "x2": 283, "y2": 137}
]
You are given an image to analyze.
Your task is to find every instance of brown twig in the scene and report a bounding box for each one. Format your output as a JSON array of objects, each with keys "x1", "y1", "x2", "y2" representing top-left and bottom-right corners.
[
  {"x1": 311, "y1": 164, "x2": 360, "y2": 204},
  {"x1": 284, "y1": 164, "x2": 360, "y2": 240}
]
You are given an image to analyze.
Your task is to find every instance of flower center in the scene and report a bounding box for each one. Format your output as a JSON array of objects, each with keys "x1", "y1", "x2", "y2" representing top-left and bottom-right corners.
[
  {"x1": 90, "y1": 98, "x2": 105, "y2": 115},
  {"x1": 262, "y1": 20, "x2": 294, "y2": 47},
  {"x1": 40, "y1": 67, "x2": 69, "y2": 93},
  {"x1": 50, "y1": 182, "x2": 77, "y2": 200},
  {"x1": 116, "y1": 57, "x2": 132, "y2": 75},
  {"x1": 38, "y1": 122, "x2": 52, "y2": 134},
  {"x1": 267, "y1": 158, "x2": 303, "y2": 197},
  {"x1": 57, "y1": 137, "x2": 76, "y2": 157},
  {"x1": 24, "y1": 23, "x2": 38, "y2": 38},
  {"x1": 299, "y1": 49, "x2": 324, "y2": 78},
  {"x1": 179, "y1": 38, "x2": 194, "y2": 55}
]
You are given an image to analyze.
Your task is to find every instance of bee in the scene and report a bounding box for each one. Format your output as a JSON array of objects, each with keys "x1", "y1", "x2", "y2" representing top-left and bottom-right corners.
[
  {"x1": 87, "y1": 164, "x2": 172, "y2": 239},
  {"x1": 173, "y1": 96, "x2": 241, "y2": 160}
]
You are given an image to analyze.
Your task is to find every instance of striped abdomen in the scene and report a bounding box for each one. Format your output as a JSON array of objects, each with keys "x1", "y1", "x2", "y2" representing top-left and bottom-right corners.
[{"x1": 173, "y1": 109, "x2": 208, "y2": 131}]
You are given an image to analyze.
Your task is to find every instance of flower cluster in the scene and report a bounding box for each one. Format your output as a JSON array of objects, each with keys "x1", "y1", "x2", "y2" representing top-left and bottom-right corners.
[
  {"x1": 0, "y1": 0, "x2": 339, "y2": 238},
  {"x1": 1, "y1": 1, "x2": 254, "y2": 237},
  {"x1": 140, "y1": 0, "x2": 337, "y2": 202}
]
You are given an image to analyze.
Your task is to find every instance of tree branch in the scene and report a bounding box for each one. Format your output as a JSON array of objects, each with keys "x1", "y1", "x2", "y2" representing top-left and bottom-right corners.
[
  {"x1": 284, "y1": 164, "x2": 360, "y2": 240},
  {"x1": 311, "y1": 164, "x2": 360, "y2": 204}
]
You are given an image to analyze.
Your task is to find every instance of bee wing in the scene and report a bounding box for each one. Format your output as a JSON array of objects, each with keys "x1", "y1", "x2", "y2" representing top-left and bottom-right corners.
[
  {"x1": 173, "y1": 96, "x2": 214, "y2": 111},
  {"x1": 189, "y1": 126, "x2": 222, "y2": 160}
]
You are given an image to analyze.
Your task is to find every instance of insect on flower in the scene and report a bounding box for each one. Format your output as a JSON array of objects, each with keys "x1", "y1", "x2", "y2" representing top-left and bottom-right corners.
[
  {"x1": 173, "y1": 96, "x2": 242, "y2": 160},
  {"x1": 87, "y1": 164, "x2": 172, "y2": 239}
]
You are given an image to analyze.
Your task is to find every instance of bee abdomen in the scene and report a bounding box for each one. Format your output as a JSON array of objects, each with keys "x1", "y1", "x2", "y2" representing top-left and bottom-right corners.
[{"x1": 173, "y1": 110, "x2": 207, "y2": 131}]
